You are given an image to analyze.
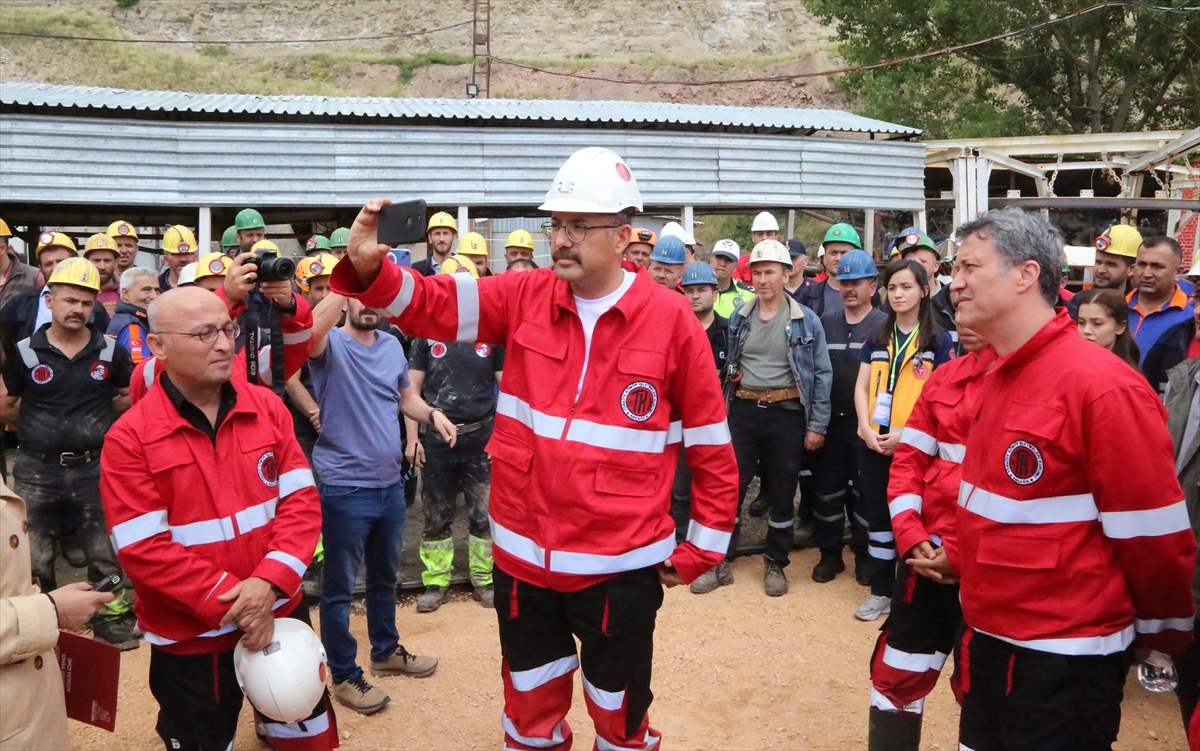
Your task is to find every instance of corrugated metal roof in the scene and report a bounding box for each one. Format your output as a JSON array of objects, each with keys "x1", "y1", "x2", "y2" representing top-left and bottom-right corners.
[{"x1": 0, "y1": 82, "x2": 920, "y2": 135}]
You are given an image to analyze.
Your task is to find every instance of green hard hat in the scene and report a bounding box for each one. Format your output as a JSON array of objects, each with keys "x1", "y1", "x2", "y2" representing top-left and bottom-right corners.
[
  {"x1": 235, "y1": 208, "x2": 265, "y2": 231},
  {"x1": 823, "y1": 223, "x2": 862, "y2": 249},
  {"x1": 329, "y1": 227, "x2": 351, "y2": 248},
  {"x1": 305, "y1": 234, "x2": 331, "y2": 253},
  {"x1": 220, "y1": 225, "x2": 239, "y2": 248}
]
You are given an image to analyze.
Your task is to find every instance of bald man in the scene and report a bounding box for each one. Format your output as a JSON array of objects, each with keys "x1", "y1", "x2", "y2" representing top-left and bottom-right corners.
[{"x1": 101, "y1": 287, "x2": 336, "y2": 751}]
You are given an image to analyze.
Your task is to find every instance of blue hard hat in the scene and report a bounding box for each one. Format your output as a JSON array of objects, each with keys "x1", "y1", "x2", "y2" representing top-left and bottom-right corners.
[
  {"x1": 787, "y1": 239, "x2": 807, "y2": 258},
  {"x1": 837, "y1": 249, "x2": 878, "y2": 281},
  {"x1": 649, "y1": 235, "x2": 687, "y2": 265},
  {"x1": 388, "y1": 248, "x2": 412, "y2": 268},
  {"x1": 681, "y1": 261, "x2": 718, "y2": 287}
]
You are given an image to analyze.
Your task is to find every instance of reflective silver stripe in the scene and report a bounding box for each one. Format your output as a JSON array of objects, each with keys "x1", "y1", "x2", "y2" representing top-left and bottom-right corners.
[
  {"x1": 278, "y1": 468, "x2": 315, "y2": 499},
  {"x1": 597, "y1": 731, "x2": 660, "y2": 751},
  {"x1": 869, "y1": 530, "x2": 894, "y2": 542},
  {"x1": 550, "y1": 535, "x2": 675, "y2": 576},
  {"x1": 265, "y1": 550, "x2": 307, "y2": 578},
  {"x1": 826, "y1": 343, "x2": 848, "y2": 351},
  {"x1": 496, "y1": 392, "x2": 566, "y2": 440},
  {"x1": 848, "y1": 342, "x2": 864, "y2": 350},
  {"x1": 871, "y1": 351, "x2": 889, "y2": 361},
  {"x1": 937, "y1": 443, "x2": 965, "y2": 464},
  {"x1": 109, "y1": 510, "x2": 168, "y2": 550},
  {"x1": 918, "y1": 351, "x2": 935, "y2": 360},
  {"x1": 767, "y1": 519, "x2": 793, "y2": 529},
  {"x1": 582, "y1": 674, "x2": 625, "y2": 711},
  {"x1": 1100, "y1": 501, "x2": 1190, "y2": 539},
  {"x1": 666, "y1": 421, "x2": 683, "y2": 445},
  {"x1": 958, "y1": 483, "x2": 1099, "y2": 525},
  {"x1": 899, "y1": 427, "x2": 937, "y2": 456},
  {"x1": 282, "y1": 328, "x2": 312, "y2": 345},
  {"x1": 261, "y1": 710, "x2": 330, "y2": 739},
  {"x1": 683, "y1": 421, "x2": 731, "y2": 447},
  {"x1": 1135, "y1": 617, "x2": 1194, "y2": 634},
  {"x1": 235, "y1": 499, "x2": 277, "y2": 535},
  {"x1": 144, "y1": 357, "x2": 156, "y2": 389},
  {"x1": 16, "y1": 338, "x2": 37, "y2": 369},
  {"x1": 99, "y1": 335, "x2": 116, "y2": 362},
  {"x1": 890, "y1": 494, "x2": 923, "y2": 518},
  {"x1": 450, "y1": 272, "x2": 480, "y2": 342},
  {"x1": 976, "y1": 625, "x2": 1134, "y2": 656},
  {"x1": 882, "y1": 645, "x2": 948, "y2": 673},
  {"x1": 870, "y1": 688, "x2": 923, "y2": 713},
  {"x1": 565, "y1": 419, "x2": 669, "y2": 454},
  {"x1": 686, "y1": 520, "x2": 731, "y2": 554},
  {"x1": 489, "y1": 515, "x2": 546, "y2": 568},
  {"x1": 502, "y1": 715, "x2": 566, "y2": 749},
  {"x1": 142, "y1": 598, "x2": 292, "y2": 645},
  {"x1": 868, "y1": 545, "x2": 896, "y2": 560},
  {"x1": 384, "y1": 269, "x2": 417, "y2": 318},
  {"x1": 929, "y1": 533, "x2": 943, "y2": 546},
  {"x1": 509, "y1": 656, "x2": 577, "y2": 692},
  {"x1": 170, "y1": 516, "x2": 236, "y2": 547}
]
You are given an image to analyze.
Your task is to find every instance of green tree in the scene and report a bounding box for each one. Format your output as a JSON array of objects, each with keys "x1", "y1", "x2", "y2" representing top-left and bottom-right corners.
[{"x1": 804, "y1": 0, "x2": 1200, "y2": 137}]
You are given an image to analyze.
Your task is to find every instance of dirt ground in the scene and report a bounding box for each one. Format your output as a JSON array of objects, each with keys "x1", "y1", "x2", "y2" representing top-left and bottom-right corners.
[{"x1": 69, "y1": 549, "x2": 1186, "y2": 751}]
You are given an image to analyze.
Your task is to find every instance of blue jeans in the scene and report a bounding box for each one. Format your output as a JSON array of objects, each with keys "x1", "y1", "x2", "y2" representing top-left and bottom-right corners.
[{"x1": 318, "y1": 481, "x2": 406, "y2": 684}]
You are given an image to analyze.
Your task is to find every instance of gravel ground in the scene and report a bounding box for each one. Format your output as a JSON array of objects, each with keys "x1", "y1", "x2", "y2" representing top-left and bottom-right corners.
[{"x1": 68, "y1": 549, "x2": 1185, "y2": 751}]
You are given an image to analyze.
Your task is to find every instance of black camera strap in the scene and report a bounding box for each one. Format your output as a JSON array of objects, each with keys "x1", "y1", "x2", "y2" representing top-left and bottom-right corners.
[{"x1": 240, "y1": 292, "x2": 286, "y2": 397}]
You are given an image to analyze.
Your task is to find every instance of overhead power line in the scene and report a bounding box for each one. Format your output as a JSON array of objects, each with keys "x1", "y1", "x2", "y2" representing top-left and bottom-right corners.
[{"x1": 0, "y1": 18, "x2": 472, "y2": 45}]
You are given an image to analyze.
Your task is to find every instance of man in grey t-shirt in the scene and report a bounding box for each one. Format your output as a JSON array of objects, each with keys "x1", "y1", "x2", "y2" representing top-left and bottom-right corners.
[{"x1": 309, "y1": 292, "x2": 456, "y2": 715}]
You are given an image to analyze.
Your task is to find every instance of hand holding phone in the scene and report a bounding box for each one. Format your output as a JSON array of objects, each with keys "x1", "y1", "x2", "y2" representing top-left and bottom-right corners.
[
  {"x1": 377, "y1": 200, "x2": 428, "y2": 247},
  {"x1": 91, "y1": 574, "x2": 122, "y2": 593}
]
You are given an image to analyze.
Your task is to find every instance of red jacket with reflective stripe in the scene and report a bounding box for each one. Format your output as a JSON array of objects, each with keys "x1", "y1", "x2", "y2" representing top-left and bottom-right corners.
[
  {"x1": 100, "y1": 379, "x2": 321, "y2": 654},
  {"x1": 129, "y1": 289, "x2": 313, "y2": 404},
  {"x1": 331, "y1": 260, "x2": 738, "y2": 591},
  {"x1": 957, "y1": 312, "x2": 1195, "y2": 655},
  {"x1": 887, "y1": 351, "x2": 987, "y2": 565}
]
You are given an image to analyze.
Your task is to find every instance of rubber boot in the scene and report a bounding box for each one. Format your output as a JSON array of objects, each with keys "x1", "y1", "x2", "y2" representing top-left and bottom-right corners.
[{"x1": 867, "y1": 707, "x2": 922, "y2": 751}]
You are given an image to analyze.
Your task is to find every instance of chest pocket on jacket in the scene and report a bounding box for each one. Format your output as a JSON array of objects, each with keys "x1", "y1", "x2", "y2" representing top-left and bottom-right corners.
[
  {"x1": 976, "y1": 532, "x2": 1060, "y2": 570},
  {"x1": 514, "y1": 321, "x2": 566, "y2": 360},
  {"x1": 1003, "y1": 401, "x2": 1066, "y2": 442},
  {"x1": 618, "y1": 348, "x2": 665, "y2": 380},
  {"x1": 144, "y1": 438, "x2": 197, "y2": 501}
]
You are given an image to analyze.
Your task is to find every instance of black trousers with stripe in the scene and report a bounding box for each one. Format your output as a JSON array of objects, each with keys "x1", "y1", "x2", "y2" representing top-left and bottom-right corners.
[
  {"x1": 956, "y1": 628, "x2": 1132, "y2": 751},
  {"x1": 855, "y1": 443, "x2": 896, "y2": 596}
]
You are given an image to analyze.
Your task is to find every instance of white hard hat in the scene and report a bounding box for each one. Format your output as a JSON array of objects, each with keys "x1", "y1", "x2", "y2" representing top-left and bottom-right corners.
[
  {"x1": 748, "y1": 240, "x2": 792, "y2": 269},
  {"x1": 817, "y1": 245, "x2": 825, "y2": 258},
  {"x1": 660, "y1": 221, "x2": 697, "y2": 247},
  {"x1": 751, "y1": 212, "x2": 780, "y2": 233},
  {"x1": 233, "y1": 619, "x2": 328, "y2": 723},
  {"x1": 177, "y1": 262, "x2": 199, "y2": 286},
  {"x1": 540, "y1": 147, "x2": 643, "y2": 214}
]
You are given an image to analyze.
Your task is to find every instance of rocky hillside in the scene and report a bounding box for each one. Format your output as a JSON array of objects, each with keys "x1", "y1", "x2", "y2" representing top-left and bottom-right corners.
[{"x1": 0, "y1": 0, "x2": 847, "y2": 108}]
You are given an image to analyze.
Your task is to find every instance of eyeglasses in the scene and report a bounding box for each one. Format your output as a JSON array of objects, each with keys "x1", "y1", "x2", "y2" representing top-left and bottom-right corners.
[
  {"x1": 541, "y1": 221, "x2": 623, "y2": 244},
  {"x1": 158, "y1": 322, "x2": 241, "y2": 344}
]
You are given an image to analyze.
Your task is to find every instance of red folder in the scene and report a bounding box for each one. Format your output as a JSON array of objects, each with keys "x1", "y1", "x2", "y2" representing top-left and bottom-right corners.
[{"x1": 54, "y1": 631, "x2": 121, "y2": 732}]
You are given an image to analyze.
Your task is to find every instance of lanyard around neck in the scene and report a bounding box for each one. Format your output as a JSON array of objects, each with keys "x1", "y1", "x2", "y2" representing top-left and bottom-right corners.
[{"x1": 888, "y1": 323, "x2": 920, "y2": 393}]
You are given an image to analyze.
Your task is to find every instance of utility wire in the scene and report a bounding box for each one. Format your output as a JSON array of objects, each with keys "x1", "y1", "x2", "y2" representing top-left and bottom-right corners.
[{"x1": 0, "y1": 18, "x2": 472, "y2": 45}]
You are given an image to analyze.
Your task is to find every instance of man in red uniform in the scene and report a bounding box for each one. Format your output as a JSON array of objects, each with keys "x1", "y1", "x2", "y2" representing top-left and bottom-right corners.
[
  {"x1": 933, "y1": 208, "x2": 1195, "y2": 751},
  {"x1": 332, "y1": 147, "x2": 738, "y2": 751},
  {"x1": 101, "y1": 287, "x2": 335, "y2": 751},
  {"x1": 867, "y1": 325, "x2": 987, "y2": 750}
]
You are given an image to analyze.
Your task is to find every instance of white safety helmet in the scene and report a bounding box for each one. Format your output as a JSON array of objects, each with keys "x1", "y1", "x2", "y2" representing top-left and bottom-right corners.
[
  {"x1": 177, "y1": 262, "x2": 199, "y2": 287},
  {"x1": 660, "y1": 221, "x2": 697, "y2": 247},
  {"x1": 539, "y1": 147, "x2": 643, "y2": 214},
  {"x1": 748, "y1": 240, "x2": 793, "y2": 269},
  {"x1": 751, "y1": 212, "x2": 780, "y2": 233},
  {"x1": 233, "y1": 619, "x2": 328, "y2": 723}
]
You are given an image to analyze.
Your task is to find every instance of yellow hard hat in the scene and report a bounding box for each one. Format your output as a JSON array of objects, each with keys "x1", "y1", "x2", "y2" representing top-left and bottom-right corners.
[
  {"x1": 194, "y1": 253, "x2": 232, "y2": 281},
  {"x1": 427, "y1": 212, "x2": 458, "y2": 233},
  {"x1": 251, "y1": 239, "x2": 280, "y2": 254},
  {"x1": 162, "y1": 225, "x2": 198, "y2": 255},
  {"x1": 294, "y1": 253, "x2": 338, "y2": 291},
  {"x1": 83, "y1": 233, "x2": 119, "y2": 259},
  {"x1": 440, "y1": 255, "x2": 479, "y2": 279},
  {"x1": 456, "y1": 231, "x2": 489, "y2": 259},
  {"x1": 505, "y1": 229, "x2": 535, "y2": 251},
  {"x1": 35, "y1": 231, "x2": 78, "y2": 257},
  {"x1": 0, "y1": 219, "x2": 11, "y2": 237},
  {"x1": 106, "y1": 220, "x2": 138, "y2": 241},
  {"x1": 1094, "y1": 224, "x2": 1143, "y2": 259},
  {"x1": 47, "y1": 257, "x2": 101, "y2": 292}
]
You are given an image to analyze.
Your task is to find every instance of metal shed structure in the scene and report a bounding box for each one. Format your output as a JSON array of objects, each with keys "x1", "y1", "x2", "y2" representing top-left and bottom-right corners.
[{"x1": 0, "y1": 82, "x2": 925, "y2": 252}]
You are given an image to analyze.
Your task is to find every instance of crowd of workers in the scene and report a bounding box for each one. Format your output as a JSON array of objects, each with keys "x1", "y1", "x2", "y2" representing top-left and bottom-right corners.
[{"x1": 0, "y1": 144, "x2": 1197, "y2": 751}]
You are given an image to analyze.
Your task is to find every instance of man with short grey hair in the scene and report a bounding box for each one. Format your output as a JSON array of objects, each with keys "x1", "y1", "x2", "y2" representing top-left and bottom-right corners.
[
  {"x1": 922, "y1": 208, "x2": 1195, "y2": 751},
  {"x1": 108, "y1": 267, "x2": 160, "y2": 364}
]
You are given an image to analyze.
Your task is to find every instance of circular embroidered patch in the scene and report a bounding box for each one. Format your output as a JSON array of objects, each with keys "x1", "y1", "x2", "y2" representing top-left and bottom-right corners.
[
  {"x1": 257, "y1": 452, "x2": 279, "y2": 487},
  {"x1": 621, "y1": 381, "x2": 658, "y2": 423},
  {"x1": 1004, "y1": 440, "x2": 1044, "y2": 485},
  {"x1": 32, "y1": 364, "x2": 53, "y2": 384}
]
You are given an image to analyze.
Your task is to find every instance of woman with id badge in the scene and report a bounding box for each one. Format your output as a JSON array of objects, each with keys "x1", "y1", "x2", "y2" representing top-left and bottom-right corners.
[{"x1": 852, "y1": 259, "x2": 956, "y2": 622}]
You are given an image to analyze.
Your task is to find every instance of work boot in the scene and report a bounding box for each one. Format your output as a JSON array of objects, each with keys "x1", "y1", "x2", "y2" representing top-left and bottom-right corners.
[
  {"x1": 812, "y1": 551, "x2": 845, "y2": 583},
  {"x1": 417, "y1": 585, "x2": 449, "y2": 613},
  {"x1": 854, "y1": 594, "x2": 892, "y2": 622},
  {"x1": 90, "y1": 616, "x2": 140, "y2": 651},
  {"x1": 867, "y1": 707, "x2": 923, "y2": 751},
  {"x1": 63, "y1": 539, "x2": 87, "y2": 568},
  {"x1": 332, "y1": 675, "x2": 390, "y2": 715},
  {"x1": 473, "y1": 584, "x2": 495, "y2": 609},
  {"x1": 855, "y1": 553, "x2": 872, "y2": 586},
  {"x1": 689, "y1": 560, "x2": 733, "y2": 594},
  {"x1": 748, "y1": 494, "x2": 769, "y2": 517},
  {"x1": 301, "y1": 559, "x2": 323, "y2": 599},
  {"x1": 764, "y1": 558, "x2": 788, "y2": 597},
  {"x1": 369, "y1": 646, "x2": 439, "y2": 678}
]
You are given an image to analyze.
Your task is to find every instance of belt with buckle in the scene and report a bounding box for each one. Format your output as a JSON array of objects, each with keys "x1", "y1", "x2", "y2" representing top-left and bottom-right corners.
[
  {"x1": 24, "y1": 448, "x2": 100, "y2": 467},
  {"x1": 735, "y1": 387, "x2": 800, "y2": 405},
  {"x1": 421, "y1": 415, "x2": 493, "y2": 436}
]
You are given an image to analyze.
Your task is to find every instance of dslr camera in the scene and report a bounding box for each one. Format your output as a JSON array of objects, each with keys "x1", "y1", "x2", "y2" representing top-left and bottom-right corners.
[{"x1": 253, "y1": 247, "x2": 296, "y2": 283}]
